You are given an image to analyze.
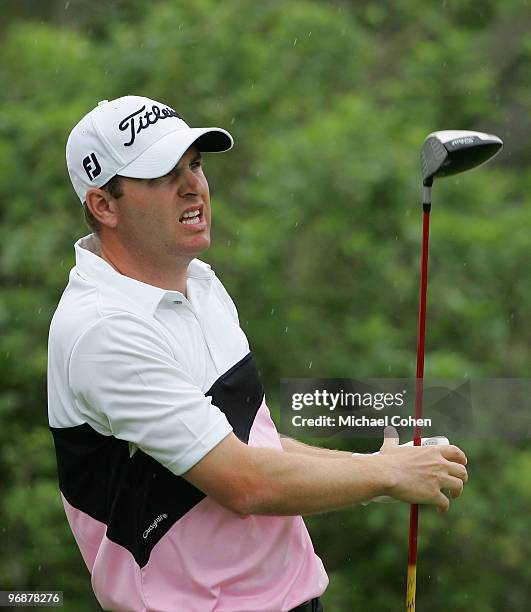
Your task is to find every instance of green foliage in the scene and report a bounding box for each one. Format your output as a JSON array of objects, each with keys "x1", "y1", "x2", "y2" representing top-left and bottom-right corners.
[{"x1": 1, "y1": 1, "x2": 530, "y2": 610}]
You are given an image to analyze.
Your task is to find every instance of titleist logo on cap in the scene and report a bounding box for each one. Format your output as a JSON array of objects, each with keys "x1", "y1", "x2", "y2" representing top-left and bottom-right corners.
[{"x1": 118, "y1": 104, "x2": 183, "y2": 147}]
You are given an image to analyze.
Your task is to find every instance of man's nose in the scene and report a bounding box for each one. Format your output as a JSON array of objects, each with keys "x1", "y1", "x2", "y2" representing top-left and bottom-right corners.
[{"x1": 178, "y1": 170, "x2": 201, "y2": 197}]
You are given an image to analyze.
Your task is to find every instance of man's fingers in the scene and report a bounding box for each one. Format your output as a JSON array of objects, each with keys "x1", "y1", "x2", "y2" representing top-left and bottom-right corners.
[
  {"x1": 441, "y1": 444, "x2": 467, "y2": 465},
  {"x1": 447, "y1": 461, "x2": 468, "y2": 484},
  {"x1": 441, "y1": 475, "x2": 464, "y2": 499},
  {"x1": 435, "y1": 492, "x2": 450, "y2": 513},
  {"x1": 380, "y1": 426, "x2": 399, "y2": 450}
]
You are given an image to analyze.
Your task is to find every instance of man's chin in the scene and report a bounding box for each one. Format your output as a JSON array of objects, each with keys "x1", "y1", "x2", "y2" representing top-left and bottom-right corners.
[{"x1": 178, "y1": 235, "x2": 211, "y2": 259}]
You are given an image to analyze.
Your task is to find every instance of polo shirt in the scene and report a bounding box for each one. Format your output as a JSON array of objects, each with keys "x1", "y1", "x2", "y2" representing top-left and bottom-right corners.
[{"x1": 47, "y1": 234, "x2": 328, "y2": 612}]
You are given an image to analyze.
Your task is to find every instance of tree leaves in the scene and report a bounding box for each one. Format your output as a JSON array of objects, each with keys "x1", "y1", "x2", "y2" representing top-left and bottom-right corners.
[{"x1": 0, "y1": 1, "x2": 530, "y2": 609}]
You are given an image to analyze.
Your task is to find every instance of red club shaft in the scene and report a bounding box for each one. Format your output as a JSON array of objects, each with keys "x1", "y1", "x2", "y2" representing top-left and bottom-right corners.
[{"x1": 406, "y1": 205, "x2": 431, "y2": 611}]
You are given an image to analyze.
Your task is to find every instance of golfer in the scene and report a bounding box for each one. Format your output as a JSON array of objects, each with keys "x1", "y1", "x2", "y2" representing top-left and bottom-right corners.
[{"x1": 47, "y1": 95, "x2": 468, "y2": 612}]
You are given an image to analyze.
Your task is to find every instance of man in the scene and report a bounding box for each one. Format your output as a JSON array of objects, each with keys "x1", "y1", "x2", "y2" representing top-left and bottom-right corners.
[{"x1": 47, "y1": 95, "x2": 468, "y2": 612}]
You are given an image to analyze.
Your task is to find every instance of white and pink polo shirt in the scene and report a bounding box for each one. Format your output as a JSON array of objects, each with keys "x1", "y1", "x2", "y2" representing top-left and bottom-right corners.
[{"x1": 47, "y1": 234, "x2": 328, "y2": 611}]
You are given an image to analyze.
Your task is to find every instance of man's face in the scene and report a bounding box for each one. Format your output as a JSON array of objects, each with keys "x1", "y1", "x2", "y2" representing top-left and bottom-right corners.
[{"x1": 113, "y1": 145, "x2": 211, "y2": 265}]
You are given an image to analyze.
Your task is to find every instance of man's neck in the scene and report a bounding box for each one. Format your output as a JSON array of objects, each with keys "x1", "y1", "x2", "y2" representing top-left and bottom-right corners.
[{"x1": 97, "y1": 236, "x2": 190, "y2": 296}]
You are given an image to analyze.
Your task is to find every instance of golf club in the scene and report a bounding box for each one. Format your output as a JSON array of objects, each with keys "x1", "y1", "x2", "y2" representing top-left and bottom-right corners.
[{"x1": 406, "y1": 130, "x2": 503, "y2": 612}]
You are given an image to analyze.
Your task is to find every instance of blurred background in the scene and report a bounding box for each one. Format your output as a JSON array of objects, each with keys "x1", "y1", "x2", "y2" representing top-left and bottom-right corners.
[{"x1": 1, "y1": 0, "x2": 530, "y2": 610}]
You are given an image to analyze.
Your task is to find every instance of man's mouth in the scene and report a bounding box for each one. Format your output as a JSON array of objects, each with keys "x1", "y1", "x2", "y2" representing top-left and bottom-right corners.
[{"x1": 178, "y1": 206, "x2": 203, "y2": 225}]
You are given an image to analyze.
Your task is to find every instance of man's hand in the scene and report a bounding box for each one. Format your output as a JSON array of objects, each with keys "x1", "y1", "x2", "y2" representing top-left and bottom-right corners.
[
  {"x1": 182, "y1": 428, "x2": 467, "y2": 516},
  {"x1": 378, "y1": 426, "x2": 468, "y2": 513}
]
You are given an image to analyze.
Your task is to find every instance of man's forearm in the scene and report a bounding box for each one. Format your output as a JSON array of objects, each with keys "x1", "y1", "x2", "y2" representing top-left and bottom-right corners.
[
  {"x1": 184, "y1": 433, "x2": 391, "y2": 516},
  {"x1": 184, "y1": 431, "x2": 467, "y2": 516},
  {"x1": 239, "y1": 446, "x2": 391, "y2": 516},
  {"x1": 279, "y1": 434, "x2": 354, "y2": 459}
]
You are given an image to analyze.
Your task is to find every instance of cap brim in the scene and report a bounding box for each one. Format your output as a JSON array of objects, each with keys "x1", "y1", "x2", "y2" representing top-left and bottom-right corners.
[{"x1": 117, "y1": 127, "x2": 233, "y2": 179}]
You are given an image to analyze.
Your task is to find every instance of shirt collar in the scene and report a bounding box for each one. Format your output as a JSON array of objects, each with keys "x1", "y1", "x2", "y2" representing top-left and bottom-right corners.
[{"x1": 74, "y1": 233, "x2": 214, "y2": 315}]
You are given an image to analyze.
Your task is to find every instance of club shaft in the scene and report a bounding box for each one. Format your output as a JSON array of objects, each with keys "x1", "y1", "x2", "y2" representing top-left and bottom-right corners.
[{"x1": 406, "y1": 207, "x2": 431, "y2": 611}]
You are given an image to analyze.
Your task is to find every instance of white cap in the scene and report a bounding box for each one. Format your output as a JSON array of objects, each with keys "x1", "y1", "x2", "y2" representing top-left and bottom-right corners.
[{"x1": 66, "y1": 95, "x2": 233, "y2": 202}]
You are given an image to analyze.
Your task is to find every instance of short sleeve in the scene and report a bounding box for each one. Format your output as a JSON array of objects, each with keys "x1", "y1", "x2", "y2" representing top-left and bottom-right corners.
[{"x1": 68, "y1": 313, "x2": 233, "y2": 475}]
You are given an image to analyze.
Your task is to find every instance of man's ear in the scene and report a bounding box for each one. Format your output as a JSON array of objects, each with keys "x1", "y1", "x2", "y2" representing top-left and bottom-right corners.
[{"x1": 85, "y1": 188, "x2": 119, "y2": 229}]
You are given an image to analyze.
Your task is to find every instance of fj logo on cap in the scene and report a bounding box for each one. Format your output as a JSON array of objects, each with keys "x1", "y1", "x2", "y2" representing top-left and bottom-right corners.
[
  {"x1": 82, "y1": 152, "x2": 102, "y2": 181},
  {"x1": 118, "y1": 104, "x2": 182, "y2": 147}
]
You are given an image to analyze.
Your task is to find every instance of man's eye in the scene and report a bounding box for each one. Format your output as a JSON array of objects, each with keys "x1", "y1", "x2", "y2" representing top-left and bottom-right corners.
[{"x1": 190, "y1": 160, "x2": 202, "y2": 171}]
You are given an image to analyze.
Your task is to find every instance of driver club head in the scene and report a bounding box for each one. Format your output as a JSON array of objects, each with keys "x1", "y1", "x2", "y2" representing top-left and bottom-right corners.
[{"x1": 421, "y1": 130, "x2": 503, "y2": 186}]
